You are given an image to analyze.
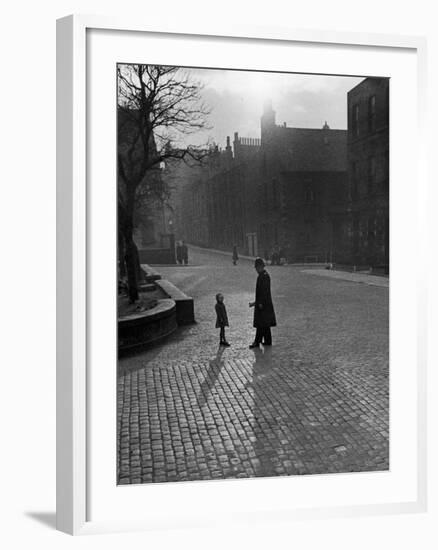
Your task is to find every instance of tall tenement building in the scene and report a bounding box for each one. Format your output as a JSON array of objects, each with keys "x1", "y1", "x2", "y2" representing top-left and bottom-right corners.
[{"x1": 347, "y1": 77, "x2": 389, "y2": 271}]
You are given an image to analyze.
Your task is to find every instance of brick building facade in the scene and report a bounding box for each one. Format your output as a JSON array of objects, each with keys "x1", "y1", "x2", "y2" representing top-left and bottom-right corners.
[{"x1": 347, "y1": 77, "x2": 389, "y2": 270}]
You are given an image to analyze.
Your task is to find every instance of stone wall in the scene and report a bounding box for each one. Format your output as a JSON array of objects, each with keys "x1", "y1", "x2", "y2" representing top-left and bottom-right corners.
[{"x1": 138, "y1": 247, "x2": 176, "y2": 265}]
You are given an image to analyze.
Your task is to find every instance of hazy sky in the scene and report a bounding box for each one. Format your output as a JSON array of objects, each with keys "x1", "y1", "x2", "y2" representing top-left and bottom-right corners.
[{"x1": 179, "y1": 68, "x2": 364, "y2": 148}]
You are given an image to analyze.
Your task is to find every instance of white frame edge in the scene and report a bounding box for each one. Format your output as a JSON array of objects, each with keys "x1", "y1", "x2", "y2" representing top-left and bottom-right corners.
[
  {"x1": 57, "y1": 15, "x2": 87, "y2": 535},
  {"x1": 56, "y1": 14, "x2": 428, "y2": 535}
]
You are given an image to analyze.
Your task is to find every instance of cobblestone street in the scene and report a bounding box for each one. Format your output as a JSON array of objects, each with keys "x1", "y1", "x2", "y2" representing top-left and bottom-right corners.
[{"x1": 118, "y1": 247, "x2": 389, "y2": 484}]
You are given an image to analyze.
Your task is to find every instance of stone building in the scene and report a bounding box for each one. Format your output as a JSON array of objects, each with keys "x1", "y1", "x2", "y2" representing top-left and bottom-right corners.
[
  {"x1": 260, "y1": 102, "x2": 349, "y2": 262},
  {"x1": 171, "y1": 101, "x2": 349, "y2": 262},
  {"x1": 347, "y1": 77, "x2": 389, "y2": 271}
]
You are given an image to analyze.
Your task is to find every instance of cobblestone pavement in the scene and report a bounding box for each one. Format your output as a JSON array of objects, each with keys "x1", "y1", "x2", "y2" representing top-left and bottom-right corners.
[{"x1": 118, "y1": 247, "x2": 389, "y2": 484}]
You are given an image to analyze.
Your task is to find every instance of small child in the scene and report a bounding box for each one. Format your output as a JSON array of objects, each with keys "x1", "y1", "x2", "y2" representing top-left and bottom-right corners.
[{"x1": 215, "y1": 293, "x2": 230, "y2": 346}]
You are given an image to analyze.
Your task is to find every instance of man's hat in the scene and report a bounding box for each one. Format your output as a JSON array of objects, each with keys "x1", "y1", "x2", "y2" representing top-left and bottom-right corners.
[{"x1": 254, "y1": 257, "x2": 265, "y2": 268}]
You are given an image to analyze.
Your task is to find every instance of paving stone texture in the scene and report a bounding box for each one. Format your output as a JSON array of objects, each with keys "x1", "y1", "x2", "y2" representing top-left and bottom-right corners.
[{"x1": 118, "y1": 247, "x2": 389, "y2": 484}]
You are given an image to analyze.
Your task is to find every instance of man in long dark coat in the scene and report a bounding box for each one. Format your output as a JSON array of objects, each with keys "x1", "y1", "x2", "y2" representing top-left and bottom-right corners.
[
  {"x1": 181, "y1": 241, "x2": 188, "y2": 265},
  {"x1": 249, "y1": 257, "x2": 276, "y2": 348},
  {"x1": 232, "y1": 244, "x2": 239, "y2": 265},
  {"x1": 176, "y1": 241, "x2": 183, "y2": 264}
]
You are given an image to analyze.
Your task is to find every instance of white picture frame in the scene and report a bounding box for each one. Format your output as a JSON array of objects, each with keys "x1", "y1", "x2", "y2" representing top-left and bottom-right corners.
[{"x1": 56, "y1": 14, "x2": 428, "y2": 535}]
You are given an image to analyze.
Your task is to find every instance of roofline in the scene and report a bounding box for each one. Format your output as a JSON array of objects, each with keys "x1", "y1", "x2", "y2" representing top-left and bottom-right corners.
[
  {"x1": 277, "y1": 126, "x2": 347, "y2": 133},
  {"x1": 347, "y1": 76, "x2": 389, "y2": 96}
]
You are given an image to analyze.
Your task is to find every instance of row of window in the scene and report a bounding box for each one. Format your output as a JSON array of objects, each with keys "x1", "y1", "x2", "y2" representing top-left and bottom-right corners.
[
  {"x1": 350, "y1": 153, "x2": 389, "y2": 198},
  {"x1": 351, "y1": 94, "x2": 377, "y2": 138},
  {"x1": 262, "y1": 178, "x2": 281, "y2": 209}
]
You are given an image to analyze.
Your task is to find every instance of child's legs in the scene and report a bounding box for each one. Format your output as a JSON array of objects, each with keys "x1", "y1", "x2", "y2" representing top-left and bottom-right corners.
[{"x1": 220, "y1": 326, "x2": 225, "y2": 341}]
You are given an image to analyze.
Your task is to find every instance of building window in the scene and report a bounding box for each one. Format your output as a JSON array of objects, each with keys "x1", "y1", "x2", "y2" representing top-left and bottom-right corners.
[
  {"x1": 304, "y1": 224, "x2": 312, "y2": 244},
  {"x1": 274, "y1": 224, "x2": 279, "y2": 245},
  {"x1": 368, "y1": 95, "x2": 376, "y2": 133},
  {"x1": 368, "y1": 217, "x2": 376, "y2": 245},
  {"x1": 305, "y1": 186, "x2": 315, "y2": 203},
  {"x1": 367, "y1": 156, "x2": 376, "y2": 193},
  {"x1": 352, "y1": 218, "x2": 359, "y2": 254},
  {"x1": 350, "y1": 161, "x2": 358, "y2": 200},
  {"x1": 352, "y1": 103, "x2": 360, "y2": 137},
  {"x1": 263, "y1": 179, "x2": 269, "y2": 208},
  {"x1": 272, "y1": 178, "x2": 280, "y2": 208}
]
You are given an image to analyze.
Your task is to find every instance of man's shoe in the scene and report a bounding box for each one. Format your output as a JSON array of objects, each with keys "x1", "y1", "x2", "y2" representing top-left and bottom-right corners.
[
  {"x1": 222, "y1": 341, "x2": 231, "y2": 347},
  {"x1": 249, "y1": 342, "x2": 259, "y2": 349}
]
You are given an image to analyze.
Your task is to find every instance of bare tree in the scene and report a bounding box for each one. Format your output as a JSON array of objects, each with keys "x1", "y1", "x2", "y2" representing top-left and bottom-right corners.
[{"x1": 117, "y1": 64, "x2": 210, "y2": 302}]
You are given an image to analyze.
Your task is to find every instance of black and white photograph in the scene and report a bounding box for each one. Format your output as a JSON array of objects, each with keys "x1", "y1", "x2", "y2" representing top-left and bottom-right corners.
[{"x1": 117, "y1": 64, "x2": 389, "y2": 485}]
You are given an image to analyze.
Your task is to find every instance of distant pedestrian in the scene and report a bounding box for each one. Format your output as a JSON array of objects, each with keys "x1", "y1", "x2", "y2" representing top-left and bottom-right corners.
[
  {"x1": 278, "y1": 246, "x2": 287, "y2": 265},
  {"x1": 215, "y1": 293, "x2": 230, "y2": 347},
  {"x1": 181, "y1": 241, "x2": 188, "y2": 265},
  {"x1": 232, "y1": 244, "x2": 239, "y2": 265},
  {"x1": 271, "y1": 244, "x2": 281, "y2": 266},
  {"x1": 249, "y1": 257, "x2": 276, "y2": 348},
  {"x1": 176, "y1": 241, "x2": 183, "y2": 265}
]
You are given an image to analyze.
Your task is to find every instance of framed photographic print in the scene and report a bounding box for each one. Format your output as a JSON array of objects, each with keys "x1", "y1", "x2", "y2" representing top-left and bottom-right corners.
[{"x1": 56, "y1": 15, "x2": 427, "y2": 535}]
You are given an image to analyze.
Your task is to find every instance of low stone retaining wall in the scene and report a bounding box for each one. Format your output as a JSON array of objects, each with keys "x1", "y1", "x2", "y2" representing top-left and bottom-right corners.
[
  {"x1": 138, "y1": 248, "x2": 175, "y2": 265},
  {"x1": 155, "y1": 279, "x2": 195, "y2": 325},
  {"x1": 141, "y1": 263, "x2": 195, "y2": 325},
  {"x1": 118, "y1": 298, "x2": 177, "y2": 353},
  {"x1": 140, "y1": 264, "x2": 161, "y2": 283}
]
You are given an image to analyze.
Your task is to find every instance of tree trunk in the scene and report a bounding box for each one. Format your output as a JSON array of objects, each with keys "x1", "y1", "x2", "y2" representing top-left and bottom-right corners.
[
  {"x1": 118, "y1": 229, "x2": 126, "y2": 279},
  {"x1": 121, "y1": 198, "x2": 140, "y2": 303},
  {"x1": 124, "y1": 236, "x2": 139, "y2": 303},
  {"x1": 133, "y1": 243, "x2": 144, "y2": 283}
]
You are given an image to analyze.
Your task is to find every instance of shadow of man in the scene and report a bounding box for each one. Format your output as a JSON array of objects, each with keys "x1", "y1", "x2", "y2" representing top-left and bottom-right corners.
[
  {"x1": 196, "y1": 345, "x2": 226, "y2": 408},
  {"x1": 249, "y1": 346, "x2": 290, "y2": 478}
]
